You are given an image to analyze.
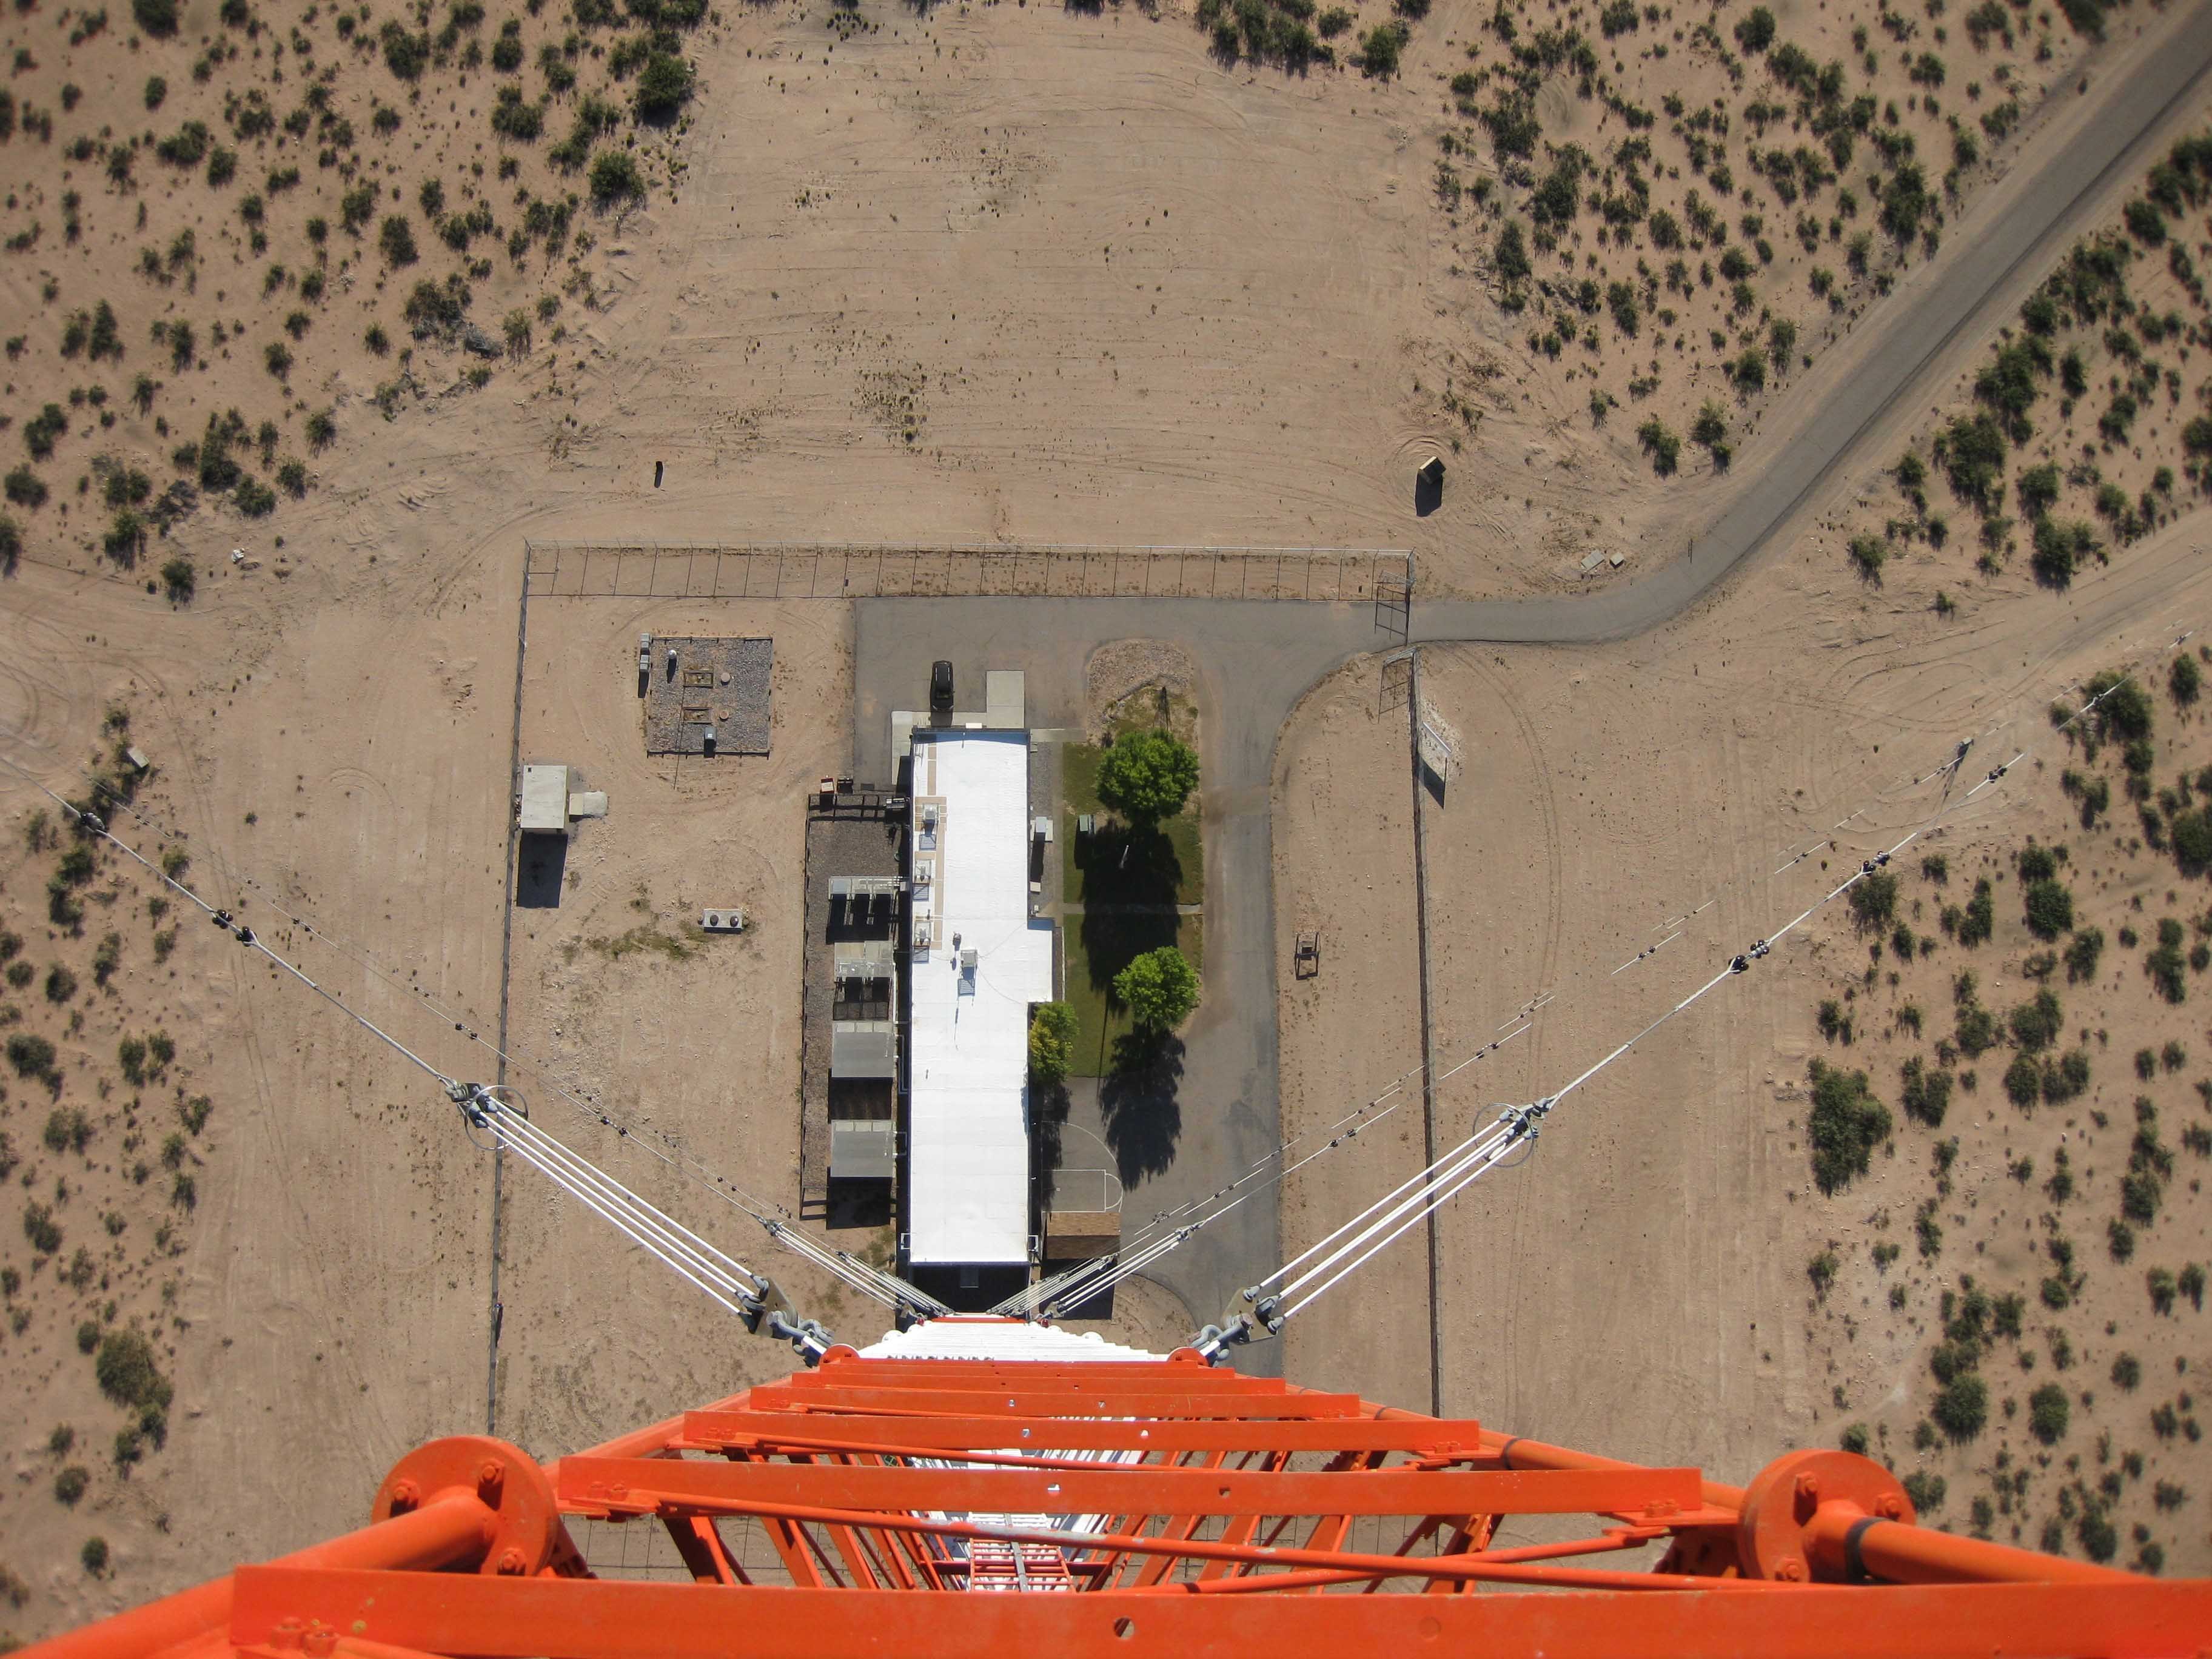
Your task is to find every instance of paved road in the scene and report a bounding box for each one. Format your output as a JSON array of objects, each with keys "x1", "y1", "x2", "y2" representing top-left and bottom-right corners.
[{"x1": 851, "y1": 7, "x2": 2212, "y2": 1358}]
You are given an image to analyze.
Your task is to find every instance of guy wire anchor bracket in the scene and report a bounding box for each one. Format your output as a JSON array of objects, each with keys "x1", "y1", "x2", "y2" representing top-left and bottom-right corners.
[
  {"x1": 1731, "y1": 939, "x2": 1772, "y2": 974},
  {"x1": 1494, "y1": 1095, "x2": 1557, "y2": 1142},
  {"x1": 1193, "y1": 1288, "x2": 1285, "y2": 1365}
]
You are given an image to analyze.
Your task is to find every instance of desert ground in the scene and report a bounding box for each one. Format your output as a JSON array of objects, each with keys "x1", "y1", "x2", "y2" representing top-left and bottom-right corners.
[{"x1": 2, "y1": 0, "x2": 2211, "y2": 1640}]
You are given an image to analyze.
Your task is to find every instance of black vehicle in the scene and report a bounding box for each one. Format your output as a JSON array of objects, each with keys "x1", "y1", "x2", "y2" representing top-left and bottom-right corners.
[{"x1": 930, "y1": 659, "x2": 954, "y2": 714}]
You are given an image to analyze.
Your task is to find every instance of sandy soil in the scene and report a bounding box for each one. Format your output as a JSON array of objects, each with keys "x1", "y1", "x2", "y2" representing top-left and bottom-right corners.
[
  {"x1": 1275, "y1": 508, "x2": 2212, "y2": 1570},
  {"x1": 0, "y1": 0, "x2": 2207, "y2": 1638}
]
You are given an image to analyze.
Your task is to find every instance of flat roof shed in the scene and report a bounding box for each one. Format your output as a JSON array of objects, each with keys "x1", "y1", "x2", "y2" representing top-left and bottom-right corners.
[
  {"x1": 905, "y1": 729, "x2": 1053, "y2": 1267},
  {"x1": 520, "y1": 765, "x2": 570, "y2": 835}
]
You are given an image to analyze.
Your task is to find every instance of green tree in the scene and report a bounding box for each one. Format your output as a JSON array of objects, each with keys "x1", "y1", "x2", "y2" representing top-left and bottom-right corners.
[
  {"x1": 1027, "y1": 1002, "x2": 1078, "y2": 1085},
  {"x1": 1113, "y1": 947, "x2": 1199, "y2": 1032},
  {"x1": 634, "y1": 53, "x2": 694, "y2": 123},
  {"x1": 1806, "y1": 1061, "x2": 1892, "y2": 1193},
  {"x1": 1096, "y1": 730, "x2": 1200, "y2": 823}
]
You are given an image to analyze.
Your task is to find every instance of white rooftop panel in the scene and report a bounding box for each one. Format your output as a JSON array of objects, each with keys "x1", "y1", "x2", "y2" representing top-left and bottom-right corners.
[
  {"x1": 519, "y1": 765, "x2": 569, "y2": 834},
  {"x1": 907, "y1": 730, "x2": 1053, "y2": 1265},
  {"x1": 858, "y1": 1318, "x2": 1164, "y2": 1362}
]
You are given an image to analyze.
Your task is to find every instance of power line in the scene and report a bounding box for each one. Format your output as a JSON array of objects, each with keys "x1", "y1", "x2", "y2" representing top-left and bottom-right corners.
[
  {"x1": 0, "y1": 756, "x2": 947, "y2": 1328},
  {"x1": 1017, "y1": 633, "x2": 2193, "y2": 1326},
  {"x1": 1187, "y1": 634, "x2": 2196, "y2": 1359}
]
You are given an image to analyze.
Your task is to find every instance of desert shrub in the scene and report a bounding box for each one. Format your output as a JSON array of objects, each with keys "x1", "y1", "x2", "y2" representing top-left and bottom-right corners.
[
  {"x1": 1356, "y1": 19, "x2": 1409, "y2": 76},
  {"x1": 1932, "y1": 1373, "x2": 1988, "y2": 1440},
  {"x1": 1900, "y1": 1057, "x2": 1952, "y2": 1126},
  {"x1": 54, "y1": 1465, "x2": 89, "y2": 1506},
  {"x1": 378, "y1": 215, "x2": 419, "y2": 266},
  {"x1": 8, "y1": 1032, "x2": 58, "y2": 1079},
  {"x1": 1495, "y1": 220, "x2": 1531, "y2": 284},
  {"x1": 634, "y1": 52, "x2": 694, "y2": 122},
  {"x1": 1808, "y1": 1249, "x2": 1838, "y2": 1296},
  {"x1": 1734, "y1": 5, "x2": 1775, "y2": 51},
  {"x1": 491, "y1": 84, "x2": 546, "y2": 141},
  {"x1": 1806, "y1": 1061, "x2": 1891, "y2": 1193},
  {"x1": 381, "y1": 21, "x2": 430, "y2": 78},
  {"x1": 589, "y1": 150, "x2": 645, "y2": 204},
  {"x1": 160, "y1": 556, "x2": 195, "y2": 600},
  {"x1": 133, "y1": 0, "x2": 179, "y2": 33},
  {"x1": 1849, "y1": 871, "x2": 1899, "y2": 931},
  {"x1": 2022, "y1": 878, "x2": 2073, "y2": 939},
  {"x1": 1901, "y1": 1470, "x2": 1946, "y2": 1513},
  {"x1": 44, "y1": 1106, "x2": 91, "y2": 1155},
  {"x1": 24, "y1": 1202, "x2": 62, "y2": 1253},
  {"x1": 2028, "y1": 1382, "x2": 2070, "y2": 1443},
  {"x1": 1636, "y1": 417, "x2": 1680, "y2": 475}
]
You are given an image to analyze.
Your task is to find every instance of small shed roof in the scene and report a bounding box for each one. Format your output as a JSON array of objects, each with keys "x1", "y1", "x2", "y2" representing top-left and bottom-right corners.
[
  {"x1": 831, "y1": 1020, "x2": 896, "y2": 1079},
  {"x1": 830, "y1": 1120, "x2": 896, "y2": 1181},
  {"x1": 520, "y1": 765, "x2": 570, "y2": 834}
]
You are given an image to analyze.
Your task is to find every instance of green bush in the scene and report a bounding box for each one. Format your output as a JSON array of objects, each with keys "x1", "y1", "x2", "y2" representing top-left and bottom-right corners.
[
  {"x1": 1356, "y1": 19, "x2": 1408, "y2": 76},
  {"x1": 1097, "y1": 730, "x2": 1200, "y2": 823},
  {"x1": 1932, "y1": 1373, "x2": 1988, "y2": 1439},
  {"x1": 2027, "y1": 1382, "x2": 2069, "y2": 1444},
  {"x1": 634, "y1": 52, "x2": 694, "y2": 123},
  {"x1": 1113, "y1": 946, "x2": 1200, "y2": 1033},
  {"x1": 378, "y1": 215, "x2": 419, "y2": 266},
  {"x1": 54, "y1": 1465, "x2": 89, "y2": 1506},
  {"x1": 381, "y1": 21, "x2": 430, "y2": 78},
  {"x1": 95, "y1": 1329, "x2": 170, "y2": 1412},
  {"x1": 1849, "y1": 871, "x2": 1898, "y2": 931},
  {"x1": 7, "y1": 1031, "x2": 58, "y2": 1079},
  {"x1": 1027, "y1": 1002, "x2": 1078, "y2": 1084},
  {"x1": 132, "y1": 0, "x2": 179, "y2": 33},
  {"x1": 1637, "y1": 417, "x2": 1681, "y2": 476},
  {"x1": 589, "y1": 149, "x2": 645, "y2": 204},
  {"x1": 1734, "y1": 4, "x2": 1775, "y2": 50},
  {"x1": 1900, "y1": 1057, "x2": 1952, "y2": 1126},
  {"x1": 1806, "y1": 1061, "x2": 1891, "y2": 1193},
  {"x1": 160, "y1": 556, "x2": 195, "y2": 601}
]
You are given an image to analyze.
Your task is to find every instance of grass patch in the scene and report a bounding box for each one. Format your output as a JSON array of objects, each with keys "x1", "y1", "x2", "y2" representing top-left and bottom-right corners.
[
  {"x1": 1063, "y1": 913, "x2": 1203, "y2": 1080},
  {"x1": 1060, "y1": 743, "x2": 1202, "y2": 908},
  {"x1": 584, "y1": 921, "x2": 705, "y2": 962}
]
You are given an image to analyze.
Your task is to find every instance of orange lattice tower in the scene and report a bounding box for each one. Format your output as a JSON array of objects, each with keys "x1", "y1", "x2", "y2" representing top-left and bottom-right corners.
[{"x1": 23, "y1": 1318, "x2": 2211, "y2": 1659}]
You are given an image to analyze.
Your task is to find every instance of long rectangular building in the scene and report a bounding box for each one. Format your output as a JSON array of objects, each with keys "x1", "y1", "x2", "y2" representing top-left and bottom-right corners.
[{"x1": 905, "y1": 728, "x2": 1053, "y2": 1298}]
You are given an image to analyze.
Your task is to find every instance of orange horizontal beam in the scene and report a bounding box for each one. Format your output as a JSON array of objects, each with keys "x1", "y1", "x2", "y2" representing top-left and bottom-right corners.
[
  {"x1": 22, "y1": 1492, "x2": 496, "y2": 1659},
  {"x1": 554, "y1": 1455, "x2": 1702, "y2": 1519},
  {"x1": 1803, "y1": 1507, "x2": 2129, "y2": 1586},
  {"x1": 224, "y1": 1572, "x2": 2212, "y2": 1658},
  {"x1": 680, "y1": 1411, "x2": 1489, "y2": 1455},
  {"x1": 741, "y1": 1386, "x2": 1367, "y2": 1419}
]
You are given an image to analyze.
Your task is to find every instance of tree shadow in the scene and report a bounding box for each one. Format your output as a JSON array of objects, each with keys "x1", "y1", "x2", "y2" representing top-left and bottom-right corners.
[
  {"x1": 1099, "y1": 1030, "x2": 1183, "y2": 1186},
  {"x1": 1074, "y1": 820, "x2": 1182, "y2": 905},
  {"x1": 1031, "y1": 1079, "x2": 1072, "y2": 1198},
  {"x1": 1076, "y1": 823, "x2": 1184, "y2": 1034}
]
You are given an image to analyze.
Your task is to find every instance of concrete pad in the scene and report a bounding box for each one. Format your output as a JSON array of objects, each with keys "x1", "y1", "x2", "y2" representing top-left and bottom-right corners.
[{"x1": 985, "y1": 669, "x2": 1026, "y2": 729}]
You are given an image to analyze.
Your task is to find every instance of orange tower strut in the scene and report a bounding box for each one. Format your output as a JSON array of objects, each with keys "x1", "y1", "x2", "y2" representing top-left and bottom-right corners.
[{"x1": 24, "y1": 1327, "x2": 2211, "y2": 1659}]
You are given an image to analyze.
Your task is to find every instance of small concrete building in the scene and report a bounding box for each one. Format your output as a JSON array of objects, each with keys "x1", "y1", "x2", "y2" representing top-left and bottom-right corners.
[{"x1": 519, "y1": 765, "x2": 571, "y2": 835}]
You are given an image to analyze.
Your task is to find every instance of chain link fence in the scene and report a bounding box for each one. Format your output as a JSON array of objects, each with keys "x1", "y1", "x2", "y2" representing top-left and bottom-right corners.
[{"x1": 524, "y1": 541, "x2": 1414, "y2": 605}]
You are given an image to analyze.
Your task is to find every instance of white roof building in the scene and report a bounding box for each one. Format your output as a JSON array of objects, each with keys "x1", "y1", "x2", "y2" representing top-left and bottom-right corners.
[{"x1": 905, "y1": 729, "x2": 1054, "y2": 1268}]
